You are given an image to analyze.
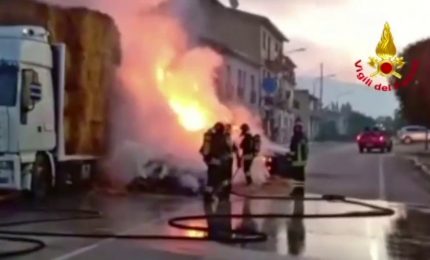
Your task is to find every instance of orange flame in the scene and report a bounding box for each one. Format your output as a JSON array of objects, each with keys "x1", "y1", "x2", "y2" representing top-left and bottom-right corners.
[
  {"x1": 43, "y1": 0, "x2": 266, "y2": 169},
  {"x1": 155, "y1": 65, "x2": 215, "y2": 131}
]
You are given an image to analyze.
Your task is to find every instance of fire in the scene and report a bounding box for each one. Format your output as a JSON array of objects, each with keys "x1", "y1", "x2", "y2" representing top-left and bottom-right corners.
[
  {"x1": 155, "y1": 65, "x2": 221, "y2": 132},
  {"x1": 43, "y1": 0, "x2": 265, "y2": 169},
  {"x1": 169, "y1": 100, "x2": 207, "y2": 131}
]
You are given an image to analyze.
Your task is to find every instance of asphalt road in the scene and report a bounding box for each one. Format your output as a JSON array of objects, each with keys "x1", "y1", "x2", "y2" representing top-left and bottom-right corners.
[
  {"x1": 307, "y1": 142, "x2": 430, "y2": 205},
  {"x1": 1, "y1": 142, "x2": 430, "y2": 260}
]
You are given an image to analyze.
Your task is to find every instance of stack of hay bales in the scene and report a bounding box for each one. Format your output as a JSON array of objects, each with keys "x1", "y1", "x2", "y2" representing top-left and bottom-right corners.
[{"x1": 0, "y1": 0, "x2": 121, "y2": 156}]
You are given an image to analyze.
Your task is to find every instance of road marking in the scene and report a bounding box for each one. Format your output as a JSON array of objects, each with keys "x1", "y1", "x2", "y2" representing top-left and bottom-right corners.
[
  {"x1": 378, "y1": 155, "x2": 386, "y2": 200},
  {"x1": 52, "y1": 214, "x2": 165, "y2": 260},
  {"x1": 54, "y1": 244, "x2": 100, "y2": 260}
]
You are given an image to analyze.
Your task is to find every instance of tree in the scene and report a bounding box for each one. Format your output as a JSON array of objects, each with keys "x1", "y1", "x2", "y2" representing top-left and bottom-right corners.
[
  {"x1": 316, "y1": 121, "x2": 339, "y2": 141},
  {"x1": 346, "y1": 112, "x2": 376, "y2": 137},
  {"x1": 376, "y1": 116, "x2": 394, "y2": 131},
  {"x1": 389, "y1": 38, "x2": 430, "y2": 128},
  {"x1": 393, "y1": 108, "x2": 407, "y2": 130}
]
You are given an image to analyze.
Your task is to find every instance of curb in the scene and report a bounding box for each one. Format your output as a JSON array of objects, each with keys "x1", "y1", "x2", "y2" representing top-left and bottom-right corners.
[{"x1": 407, "y1": 156, "x2": 430, "y2": 177}]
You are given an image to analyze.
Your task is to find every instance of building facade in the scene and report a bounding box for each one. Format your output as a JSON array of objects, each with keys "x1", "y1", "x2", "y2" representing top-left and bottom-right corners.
[
  {"x1": 293, "y1": 89, "x2": 321, "y2": 140},
  {"x1": 195, "y1": 0, "x2": 297, "y2": 142},
  {"x1": 322, "y1": 103, "x2": 352, "y2": 136},
  {"x1": 202, "y1": 38, "x2": 260, "y2": 113}
]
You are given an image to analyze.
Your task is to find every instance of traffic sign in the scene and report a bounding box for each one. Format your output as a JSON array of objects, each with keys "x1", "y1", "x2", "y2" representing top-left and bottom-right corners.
[{"x1": 262, "y1": 77, "x2": 278, "y2": 94}]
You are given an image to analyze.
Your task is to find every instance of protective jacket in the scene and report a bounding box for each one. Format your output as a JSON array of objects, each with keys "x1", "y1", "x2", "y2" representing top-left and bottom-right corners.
[
  {"x1": 201, "y1": 130, "x2": 230, "y2": 165},
  {"x1": 289, "y1": 134, "x2": 308, "y2": 167},
  {"x1": 240, "y1": 133, "x2": 255, "y2": 160}
]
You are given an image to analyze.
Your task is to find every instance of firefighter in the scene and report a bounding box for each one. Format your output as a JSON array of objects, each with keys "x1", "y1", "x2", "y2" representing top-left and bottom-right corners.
[
  {"x1": 200, "y1": 122, "x2": 230, "y2": 202},
  {"x1": 239, "y1": 123, "x2": 255, "y2": 185},
  {"x1": 200, "y1": 124, "x2": 215, "y2": 165},
  {"x1": 220, "y1": 124, "x2": 240, "y2": 199},
  {"x1": 288, "y1": 123, "x2": 309, "y2": 183}
]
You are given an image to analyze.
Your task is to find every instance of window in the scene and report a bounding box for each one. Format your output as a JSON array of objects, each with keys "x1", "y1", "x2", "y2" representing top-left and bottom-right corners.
[
  {"x1": 226, "y1": 65, "x2": 231, "y2": 89},
  {"x1": 293, "y1": 100, "x2": 300, "y2": 109},
  {"x1": 262, "y1": 31, "x2": 266, "y2": 49},
  {"x1": 406, "y1": 127, "x2": 426, "y2": 132},
  {"x1": 250, "y1": 75, "x2": 257, "y2": 104},
  {"x1": 268, "y1": 36, "x2": 271, "y2": 54},
  {"x1": 0, "y1": 64, "x2": 18, "y2": 106},
  {"x1": 237, "y1": 69, "x2": 243, "y2": 98},
  {"x1": 237, "y1": 69, "x2": 241, "y2": 88},
  {"x1": 224, "y1": 65, "x2": 232, "y2": 99}
]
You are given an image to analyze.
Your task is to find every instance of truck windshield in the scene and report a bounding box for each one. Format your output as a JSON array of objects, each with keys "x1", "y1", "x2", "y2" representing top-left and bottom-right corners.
[{"x1": 0, "y1": 64, "x2": 18, "y2": 106}]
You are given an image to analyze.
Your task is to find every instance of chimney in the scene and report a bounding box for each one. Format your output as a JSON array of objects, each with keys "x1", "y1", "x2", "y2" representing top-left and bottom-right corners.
[{"x1": 229, "y1": 0, "x2": 239, "y2": 9}]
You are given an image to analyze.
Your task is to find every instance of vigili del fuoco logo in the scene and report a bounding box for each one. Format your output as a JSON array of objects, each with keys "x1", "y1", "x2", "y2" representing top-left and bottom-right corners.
[{"x1": 354, "y1": 22, "x2": 420, "y2": 91}]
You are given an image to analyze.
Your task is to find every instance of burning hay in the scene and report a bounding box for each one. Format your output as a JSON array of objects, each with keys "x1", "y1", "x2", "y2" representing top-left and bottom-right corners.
[{"x1": 0, "y1": 0, "x2": 120, "y2": 156}]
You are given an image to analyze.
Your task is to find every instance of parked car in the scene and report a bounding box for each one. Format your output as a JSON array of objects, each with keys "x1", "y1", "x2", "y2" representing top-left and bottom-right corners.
[
  {"x1": 397, "y1": 125, "x2": 430, "y2": 144},
  {"x1": 263, "y1": 144, "x2": 291, "y2": 177},
  {"x1": 356, "y1": 127, "x2": 393, "y2": 153}
]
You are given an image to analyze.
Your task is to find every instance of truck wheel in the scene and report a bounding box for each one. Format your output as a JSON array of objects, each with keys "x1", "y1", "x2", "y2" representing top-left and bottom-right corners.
[
  {"x1": 31, "y1": 153, "x2": 52, "y2": 200},
  {"x1": 359, "y1": 147, "x2": 364, "y2": 153}
]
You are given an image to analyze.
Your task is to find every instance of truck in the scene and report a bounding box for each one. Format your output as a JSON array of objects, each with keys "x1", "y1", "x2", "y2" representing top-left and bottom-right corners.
[{"x1": 0, "y1": 25, "x2": 111, "y2": 198}]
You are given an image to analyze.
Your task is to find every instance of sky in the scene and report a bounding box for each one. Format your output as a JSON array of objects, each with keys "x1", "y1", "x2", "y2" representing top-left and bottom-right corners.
[{"x1": 218, "y1": 0, "x2": 430, "y2": 117}]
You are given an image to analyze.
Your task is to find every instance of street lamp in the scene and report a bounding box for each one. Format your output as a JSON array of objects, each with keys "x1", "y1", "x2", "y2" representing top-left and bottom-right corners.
[
  {"x1": 318, "y1": 66, "x2": 336, "y2": 108},
  {"x1": 285, "y1": 47, "x2": 306, "y2": 54}
]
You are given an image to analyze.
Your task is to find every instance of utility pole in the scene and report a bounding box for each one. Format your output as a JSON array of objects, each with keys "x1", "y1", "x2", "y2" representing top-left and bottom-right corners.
[
  {"x1": 426, "y1": 129, "x2": 429, "y2": 151},
  {"x1": 319, "y1": 62, "x2": 324, "y2": 109}
]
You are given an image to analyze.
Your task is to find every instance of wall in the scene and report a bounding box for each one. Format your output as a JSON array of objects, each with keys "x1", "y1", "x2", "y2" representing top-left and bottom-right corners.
[
  {"x1": 199, "y1": 1, "x2": 261, "y2": 64},
  {"x1": 219, "y1": 53, "x2": 260, "y2": 112},
  {"x1": 260, "y1": 27, "x2": 282, "y2": 62}
]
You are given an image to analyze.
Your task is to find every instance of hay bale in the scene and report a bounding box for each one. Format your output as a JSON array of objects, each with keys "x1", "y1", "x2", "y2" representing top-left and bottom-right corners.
[{"x1": 0, "y1": 0, "x2": 121, "y2": 156}]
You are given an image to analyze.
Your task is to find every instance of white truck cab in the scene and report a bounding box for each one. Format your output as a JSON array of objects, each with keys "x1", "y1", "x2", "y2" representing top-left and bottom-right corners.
[{"x1": 0, "y1": 26, "x2": 96, "y2": 198}]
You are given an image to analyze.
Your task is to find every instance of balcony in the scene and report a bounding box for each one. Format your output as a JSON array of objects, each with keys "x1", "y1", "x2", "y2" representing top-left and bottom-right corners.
[
  {"x1": 282, "y1": 71, "x2": 296, "y2": 86},
  {"x1": 274, "y1": 97, "x2": 292, "y2": 112},
  {"x1": 265, "y1": 55, "x2": 297, "y2": 86},
  {"x1": 263, "y1": 96, "x2": 274, "y2": 107}
]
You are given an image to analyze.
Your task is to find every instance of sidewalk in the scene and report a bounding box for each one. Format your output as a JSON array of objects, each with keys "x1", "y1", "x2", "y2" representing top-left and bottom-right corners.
[
  {"x1": 396, "y1": 144, "x2": 430, "y2": 178},
  {"x1": 409, "y1": 151, "x2": 430, "y2": 177}
]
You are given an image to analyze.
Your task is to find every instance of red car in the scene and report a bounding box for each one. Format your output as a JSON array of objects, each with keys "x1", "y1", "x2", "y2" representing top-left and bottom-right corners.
[{"x1": 356, "y1": 127, "x2": 393, "y2": 153}]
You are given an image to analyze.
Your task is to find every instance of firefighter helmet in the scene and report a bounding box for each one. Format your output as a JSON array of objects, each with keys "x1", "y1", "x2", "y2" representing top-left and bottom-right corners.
[
  {"x1": 240, "y1": 123, "x2": 250, "y2": 132},
  {"x1": 293, "y1": 123, "x2": 303, "y2": 132},
  {"x1": 213, "y1": 122, "x2": 225, "y2": 133}
]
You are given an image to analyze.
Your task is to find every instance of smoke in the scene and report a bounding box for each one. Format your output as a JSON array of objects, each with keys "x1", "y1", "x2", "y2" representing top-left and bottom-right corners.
[{"x1": 40, "y1": 0, "x2": 267, "y2": 183}]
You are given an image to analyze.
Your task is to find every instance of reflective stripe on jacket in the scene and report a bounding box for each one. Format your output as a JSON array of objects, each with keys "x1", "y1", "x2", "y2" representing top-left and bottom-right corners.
[{"x1": 290, "y1": 137, "x2": 308, "y2": 167}]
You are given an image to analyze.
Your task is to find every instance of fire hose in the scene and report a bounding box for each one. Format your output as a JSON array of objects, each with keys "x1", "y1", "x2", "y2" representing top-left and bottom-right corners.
[{"x1": 0, "y1": 189, "x2": 395, "y2": 258}]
